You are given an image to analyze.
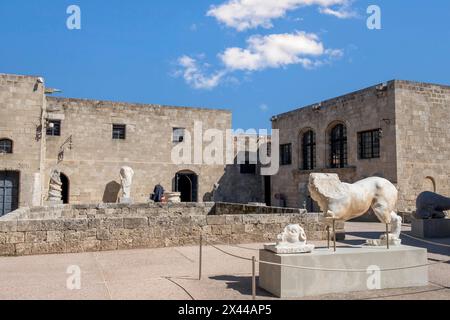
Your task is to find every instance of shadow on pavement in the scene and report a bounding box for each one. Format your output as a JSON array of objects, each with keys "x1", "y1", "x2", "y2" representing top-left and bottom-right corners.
[{"x1": 209, "y1": 275, "x2": 275, "y2": 298}]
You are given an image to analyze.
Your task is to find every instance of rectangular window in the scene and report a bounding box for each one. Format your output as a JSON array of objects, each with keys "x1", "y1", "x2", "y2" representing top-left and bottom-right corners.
[
  {"x1": 358, "y1": 129, "x2": 381, "y2": 159},
  {"x1": 46, "y1": 120, "x2": 61, "y2": 136},
  {"x1": 173, "y1": 128, "x2": 185, "y2": 143},
  {"x1": 280, "y1": 144, "x2": 292, "y2": 166},
  {"x1": 112, "y1": 124, "x2": 126, "y2": 140}
]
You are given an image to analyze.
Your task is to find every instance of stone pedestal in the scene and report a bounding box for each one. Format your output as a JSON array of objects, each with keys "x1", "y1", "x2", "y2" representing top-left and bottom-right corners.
[
  {"x1": 259, "y1": 246, "x2": 428, "y2": 298},
  {"x1": 119, "y1": 197, "x2": 132, "y2": 204},
  {"x1": 44, "y1": 200, "x2": 63, "y2": 206},
  {"x1": 165, "y1": 192, "x2": 181, "y2": 203},
  {"x1": 411, "y1": 217, "x2": 450, "y2": 239}
]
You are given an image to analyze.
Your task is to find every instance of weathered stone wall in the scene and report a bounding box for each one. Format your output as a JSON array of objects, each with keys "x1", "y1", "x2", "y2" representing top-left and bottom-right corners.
[
  {"x1": 394, "y1": 81, "x2": 450, "y2": 211},
  {"x1": 271, "y1": 81, "x2": 397, "y2": 210},
  {"x1": 44, "y1": 97, "x2": 232, "y2": 204},
  {"x1": 1, "y1": 73, "x2": 266, "y2": 210},
  {"x1": 214, "y1": 202, "x2": 305, "y2": 215},
  {"x1": 0, "y1": 74, "x2": 46, "y2": 209},
  {"x1": 0, "y1": 203, "x2": 331, "y2": 257}
]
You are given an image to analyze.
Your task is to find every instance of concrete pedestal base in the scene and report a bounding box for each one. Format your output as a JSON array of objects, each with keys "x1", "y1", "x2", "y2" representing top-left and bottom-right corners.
[
  {"x1": 411, "y1": 217, "x2": 450, "y2": 239},
  {"x1": 44, "y1": 200, "x2": 63, "y2": 206},
  {"x1": 119, "y1": 197, "x2": 132, "y2": 204},
  {"x1": 259, "y1": 246, "x2": 428, "y2": 298}
]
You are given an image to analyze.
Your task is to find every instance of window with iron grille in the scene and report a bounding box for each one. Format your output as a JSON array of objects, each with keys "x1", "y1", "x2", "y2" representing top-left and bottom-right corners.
[
  {"x1": 240, "y1": 162, "x2": 256, "y2": 174},
  {"x1": 46, "y1": 120, "x2": 61, "y2": 136},
  {"x1": 0, "y1": 139, "x2": 13, "y2": 154},
  {"x1": 280, "y1": 143, "x2": 292, "y2": 166},
  {"x1": 358, "y1": 129, "x2": 381, "y2": 159},
  {"x1": 302, "y1": 130, "x2": 316, "y2": 170},
  {"x1": 112, "y1": 124, "x2": 126, "y2": 140},
  {"x1": 173, "y1": 128, "x2": 185, "y2": 143},
  {"x1": 330, "y1": 124, "x2": 347, "y2": 168},
  {"x1": 240, "y1": 152, "x2": 257, "y2": 174}
]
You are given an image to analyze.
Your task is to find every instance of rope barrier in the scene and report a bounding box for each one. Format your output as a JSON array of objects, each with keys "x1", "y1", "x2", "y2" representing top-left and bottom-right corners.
[
  {"x1": 203, "y1": 238, "x2": 450, "y2": 273},
  {"x1": 258, "y1": 257, "x2": 450, "y2": 273},
  {"x1": 401, "y1": 233, "x2": 450, "y2": 248},
  {"x1": 205, "y1": 240, "x2": 253, "y2": 261},
  {"x1": 219, "y1": 243, "x2": 262, "y2": 252}
]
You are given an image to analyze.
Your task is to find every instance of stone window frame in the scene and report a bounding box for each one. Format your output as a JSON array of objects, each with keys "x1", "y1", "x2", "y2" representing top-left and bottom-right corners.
[
  {"x1": 328, "y1": 122, "x2": 348, "y2": 169},
  {"x1": 0, "y1": 138, "x2": 13, "y2": 154},
  {"x1": 280, "y1": 143, "x2": 292, "y2": 166},
  {"x1": 358, "y1": 129, "x2": 381, "y2": 160},
  {"x1": 172, "y1": 128, "x2": 185, "y2": 143},
  {"x1": 240, "y1": 151, "x2": 257, "y2": 175},
  {"x1": 300, "y1": 129, "x2": 316, "y2": 171},
  {"x1": 46, "y1": 120, "x2": 61, "y2": 137},
  {"x1": 112, "y1": 124, "x2": 126, "y2": 140}
]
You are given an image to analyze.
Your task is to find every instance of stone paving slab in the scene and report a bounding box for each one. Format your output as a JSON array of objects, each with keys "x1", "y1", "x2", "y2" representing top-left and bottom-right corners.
[{"x1": 0, "y1": 222, "x2": 448, "y2": 300}]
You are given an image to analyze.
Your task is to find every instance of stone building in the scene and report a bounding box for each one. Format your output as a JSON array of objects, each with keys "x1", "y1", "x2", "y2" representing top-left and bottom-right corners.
[
  {"x1": 271, "y1": 80, "x2": 450, "y2": 213},
  {"x1": 0, "y1": 73, "x2": 267, "y2": 216}
]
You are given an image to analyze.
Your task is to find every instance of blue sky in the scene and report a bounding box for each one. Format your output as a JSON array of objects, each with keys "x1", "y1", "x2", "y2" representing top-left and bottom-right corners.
[{"x1": 0, "y1": 0, "x2": 449, "y2": 130}]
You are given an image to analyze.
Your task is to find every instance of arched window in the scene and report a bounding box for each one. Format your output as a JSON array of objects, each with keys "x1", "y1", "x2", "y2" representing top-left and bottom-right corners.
[
  {"x1": 330, "y1": 124, "x2": 347, "y2": 168},
  {"x1": 302, "y1": 130, "x2": 316, "y2": 170},
  {"x1": 0, "y1": 139, "x2": 13, "y2": 154}
]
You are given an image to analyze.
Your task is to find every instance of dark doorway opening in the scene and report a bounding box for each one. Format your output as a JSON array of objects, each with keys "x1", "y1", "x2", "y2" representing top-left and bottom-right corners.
[
  {"x1": 264, "y1": 175, "x2": 271, "y2": 206},
  {"x1": 0, "y1": 171, "x2": 19, "y2": 217},
  {"x1": 175, "y1": 171, "x2": 198, "y2": 202},
  {"x1": 60, "y1": 173, "x2": 70, "y2": 204}
]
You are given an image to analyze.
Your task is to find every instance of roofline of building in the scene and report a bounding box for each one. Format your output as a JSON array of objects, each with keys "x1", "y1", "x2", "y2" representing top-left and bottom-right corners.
[
  {"x1": 271, "y1": 79, "x2": 450, "y2": 121},
  {"x1": 46, "y1": 96, "x2": 232, "y2": 114},
  {"x1": 0, "y1": 73, "x2": 231, "y2": 114},
  {"x1": 0, "y1": 73, "x2": 42, "y2": 80}
]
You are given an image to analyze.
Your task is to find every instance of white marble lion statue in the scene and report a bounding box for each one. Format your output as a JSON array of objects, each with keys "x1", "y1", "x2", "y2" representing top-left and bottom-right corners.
[{"x1": 308, "y1": 173, "x2": 402, "y2": 242}]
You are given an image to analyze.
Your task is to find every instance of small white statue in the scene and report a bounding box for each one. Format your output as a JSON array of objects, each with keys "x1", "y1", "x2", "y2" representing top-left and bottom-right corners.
[
  {"x1": 119, "y1": 166, "x2": 134, "y2": 203},
  {"x1": 308, "y1": 173, "x2": 403, "y2": 246},
  {"x1": 47, "y1": 169, "x2": 62, "y2": 203},
  {"x1": 265, "y1": 224, "x2": 315, "y2": 254}
]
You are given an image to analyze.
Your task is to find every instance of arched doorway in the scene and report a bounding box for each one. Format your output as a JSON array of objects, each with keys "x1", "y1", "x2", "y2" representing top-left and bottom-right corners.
[
  {"x1": 175, "y1": 171, "x2": 198, "y2": 202},
  {"x1": 423, "y1": 176, "x2": 436, "y2": 193},
  {"x1": 60, "y1": 173, "x2": 70, "y2": 204}
]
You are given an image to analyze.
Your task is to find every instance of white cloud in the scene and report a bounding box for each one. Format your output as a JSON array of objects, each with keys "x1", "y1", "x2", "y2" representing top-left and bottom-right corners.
[
  {"x1": 219, "y1": 31, "x2": 331, "y2": 71},
  {"x1": 319, "y1": 2, "x2": 357, "y2": 19},
  {"x1": 259, "y1": 104, "x2": 269, "y2": 112},
  {"x1": 176, "y1": 32, "x2": 343, "y2": 89},
  {"x1": 175, "y1": 55, "x2": 226, "y2": 90},
  {"x1": 207, "y1": 0, "x2": 353, "y2": 31}
]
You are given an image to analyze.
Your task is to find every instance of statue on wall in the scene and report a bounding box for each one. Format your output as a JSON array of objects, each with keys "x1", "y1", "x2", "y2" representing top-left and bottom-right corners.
[
  {"x1": 415, "y1": 191, "x2": 450, "y2": 219},
  {"x1": 265, "y1": 224, "x2": 315, "y2": 254},
  {"x1": 308, "y1": 173, "x2": 403, "y2": 246},
  {"x1": 119, "y1": 166, "x2": 134, "y2": 204},
  {"x1": 48, "y1": 169, "x2": 62, "y2": 203}
]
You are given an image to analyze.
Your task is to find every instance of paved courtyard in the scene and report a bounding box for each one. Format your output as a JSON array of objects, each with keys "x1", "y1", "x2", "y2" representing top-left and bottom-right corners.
[{"x1": 0, "y1": 222, "x2": 449, "y2": 300}]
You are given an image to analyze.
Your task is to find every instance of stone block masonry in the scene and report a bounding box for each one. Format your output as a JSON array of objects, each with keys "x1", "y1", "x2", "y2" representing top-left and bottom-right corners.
[{"x1": 0, "y1": 203, "x2": 335, "y2": 256}]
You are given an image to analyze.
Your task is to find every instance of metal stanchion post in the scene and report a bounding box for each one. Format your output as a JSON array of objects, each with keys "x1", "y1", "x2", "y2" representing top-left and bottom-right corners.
[
  {"x1": 252, "y1": 256, "x2": 256, "y2": 300},
  {"x1": 333, "y1": 219, "x2": 337, "y2": 252},
  {"x1": 386, "y1": 224, "x2": 390, "y2": 250},
  {"x1": 199, "y1": 234, "x2": 203, "y2": 280},
  {"x1": 327, "y1": 225, "x2": 330, "y2": 249}
]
